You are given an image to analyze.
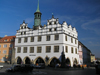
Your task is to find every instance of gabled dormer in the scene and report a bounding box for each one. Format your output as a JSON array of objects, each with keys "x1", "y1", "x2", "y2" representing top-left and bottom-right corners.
[
  {"x1": 47, "y1": 15, "x2": 59, "y2": 25},
  {"x1": 20, "y1": 20, "x2": 28, "y2": 30}
]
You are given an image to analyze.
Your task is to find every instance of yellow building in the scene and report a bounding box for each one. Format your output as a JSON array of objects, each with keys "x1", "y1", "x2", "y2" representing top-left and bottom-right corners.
[
  {"x1": 91, "y1": 54, "x2": 95, "y2": 63},
  {"x1": 0, "y1": 35, "x2": 15, "y2": 63}
]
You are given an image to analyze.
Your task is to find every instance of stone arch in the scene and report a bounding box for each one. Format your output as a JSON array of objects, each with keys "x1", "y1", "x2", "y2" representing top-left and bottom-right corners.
[
  {"x1": 15, "y1": 56, "x2": 22, "y2": 64},
  {"x1": 23, "y1": 56, "x2": 31, "y2": 64},
  {"x1": 65, "y1": 57, "x2": 71, "y2": 65},
  {"x1": 33, "y1": 56, "x2": 45, "y2": 65},
  {"x1": 48, "y1": 57, "x2": 60, "y2": 67},
  {"x1": 73, "y1": 58, "x2": 78, "y2": 64}
]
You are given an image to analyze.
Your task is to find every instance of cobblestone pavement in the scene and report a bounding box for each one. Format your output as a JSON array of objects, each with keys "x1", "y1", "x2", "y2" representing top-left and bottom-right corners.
[{"x1": 0, "y1": 63, "x2": 98, "y2": 75}]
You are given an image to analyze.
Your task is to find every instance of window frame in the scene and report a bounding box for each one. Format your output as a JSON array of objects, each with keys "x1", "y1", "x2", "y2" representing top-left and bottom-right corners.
[
  {"x1": 65, "y1": 46, "x2": 68, "y2": 53},
  {"x1": 46, "y1": 35, "x2": 50, "y2": 41},
  {"x1": 38, "y1": 36, "x2": 41, "y2": 42},
  {"x1": 18, "y1": 38, "x2": 21, "y2": 43},
  {"x1": 54, "y1": 46, "x2": 59, "y2": 52},
  {"x1": 30, "y1": 47, "x2": 34, "y2": 53},
  {"x1": 4, "y1": 44, "x2": 7, "y2": 48},
  {"x1": 23, "y1": 47, "x2": 27, "y2": 53},
  {"x1": 46, "y1": 46, "x2": 51, "y2": 53},
  {"x1": 31, "y1": 37, "x2": 34, "y2": 42},
  {"x1": 55, "y1": 34, "x2": 59, "y2": 40},
  {"x1": 37, "y1": 47, "x2": 42, "y2": 53},
  {"x1": 24, "y1": 37, "x2": 27, "y2": 42},
  {"x1": 71, "y1": 47, "x2": 73, "y2": 53},
  {"x1": 17, "y1": 47, "x2": 21, "y2": 53}
]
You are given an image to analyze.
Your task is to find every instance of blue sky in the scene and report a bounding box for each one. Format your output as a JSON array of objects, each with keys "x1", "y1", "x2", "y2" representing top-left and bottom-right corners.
[{"x1": 0, "y1": 0, "x2": 100, "y2": 58}]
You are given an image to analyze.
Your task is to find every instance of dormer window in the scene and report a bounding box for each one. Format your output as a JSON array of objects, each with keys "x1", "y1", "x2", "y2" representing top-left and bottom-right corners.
[
  {"x1": 54, "y1": 28, "x2": 57, "y2": 31},
  {"x1": 4, "y1": 39, "x2": 7, "y2": 42},
  {"x1": 54, "y1": 21, "x2": 56, "y2": 24},
  {"x1": 49, "y1": 22, "x2": 52, "y2": 25},
  {"x1": 24, "y1": 26, "x2": 26, "y2": 29},
  {"x1": 49, "y1": 29, "x2": 52, "y2": 32},
  {"x1": 21, "y1": 32, "x2": 23, "y2": 35},
  {"x1": 21, "y1": 26, "x2": 23, "y2": 29},
  {"x1": 24, "y1": 32, "x2": 26, "y2": 35}
]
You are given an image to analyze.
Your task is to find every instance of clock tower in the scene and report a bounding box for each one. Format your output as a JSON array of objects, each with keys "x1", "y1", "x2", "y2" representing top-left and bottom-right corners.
[{"x1": 34, "y1": 0, "x2": 42, "y2": 30}]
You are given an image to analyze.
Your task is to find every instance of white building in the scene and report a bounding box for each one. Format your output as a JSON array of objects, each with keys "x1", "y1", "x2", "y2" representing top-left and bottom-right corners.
[{"x1": 14, "y1": 0, "x2": 79, "y2": 67}]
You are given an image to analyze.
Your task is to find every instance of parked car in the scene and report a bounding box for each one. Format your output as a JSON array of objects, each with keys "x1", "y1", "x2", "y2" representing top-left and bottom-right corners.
[
  {"x1": 6, "y1": 65, "x2": 21, "y2": 72},
  {"x1": 95, "y1": 64, "x2": 100, "y2": 74},
  {"x1": 6, "y1": 64, "x2": 34, "y2": 72}
]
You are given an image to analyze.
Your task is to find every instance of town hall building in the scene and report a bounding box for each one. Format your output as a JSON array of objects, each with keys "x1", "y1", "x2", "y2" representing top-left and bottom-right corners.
[{"x1": 14, "y1": 0, "x2": 79, "y2": 67}]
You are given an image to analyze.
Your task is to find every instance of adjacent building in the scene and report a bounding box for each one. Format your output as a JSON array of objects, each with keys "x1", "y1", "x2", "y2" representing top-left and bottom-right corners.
[
  {"x1": 14, "y1": 0, "x2": 79, "y2": 67},
  {"x1": 0, "y1": 35, "x2": 16, "y2": 63},
  {"x1": 78, "y1": 41, "x2": 91, "y2": 65}
]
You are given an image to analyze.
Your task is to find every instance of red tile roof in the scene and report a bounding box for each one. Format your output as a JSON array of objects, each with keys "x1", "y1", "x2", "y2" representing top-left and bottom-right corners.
[{"x1": 0, "y1": 36, "x2": 16, "y2": 43}]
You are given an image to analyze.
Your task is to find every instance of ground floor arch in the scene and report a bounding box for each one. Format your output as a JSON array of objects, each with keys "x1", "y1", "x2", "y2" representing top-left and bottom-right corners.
[
  {"x1": 15, "y1": 56, "x2": 22, "y2": 64},
  {"x1": 65, "y1": 58, "x2": 71, "y2": 65},
  {"x1": 23, "y1": 56, "x2": 31, "y2": 64},
  {"x1": 73, "y1": 58, "x2": 78, "y2": 64},
  {"x1": 33, "y1": 56, "x2": 45, "y2": 65},
  {"x1": 17, "y1": 57, "x2": 22, "y2": 64},
  {"x1": 49, "y1": 57, "x2": 60, "y2": 67}
]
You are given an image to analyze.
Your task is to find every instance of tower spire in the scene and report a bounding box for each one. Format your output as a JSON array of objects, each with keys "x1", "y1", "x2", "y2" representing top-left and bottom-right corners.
[{"x1": 36, "y1": 0, "x2": 40, "y2": 12}]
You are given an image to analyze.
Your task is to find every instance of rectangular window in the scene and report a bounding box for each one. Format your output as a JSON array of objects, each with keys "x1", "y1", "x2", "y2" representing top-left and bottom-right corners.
[
  {"x1": 17, "y1": 47, "x2": 21, "y2": 53},
  {"x1": 75, "y1": 48, "x2": 77, "y2": 54},
  {"x1": 18, "y1": 38, "x2": 21, "y2": 43},
  {"x1": 24, "y1": 37, "x2": 27, "y2": 42},
  {"x1": 30, "y1": 47, "x2": 34, "y2": 53},
  {"x1": 4, "y1": 44, "x2": 7, "y2": 48},
  {"x1": 4, "y1": 39, "x2": 7, "y2": 41},
  {"x1": 38, "y1": 36, "x2": 41, "y2": 42},
  {"x1": 24, "y1": 32, "x2": 26, "y2": 35},
  {"x1": 75, "y1": 39, "x2": 77, "y2": 44},
  {"x1": 0, "y1": 45, "x2": 1, "y2": 48},
  {"x1": 31, "y1": 37, "x2": 34, "y2": 42},
  {"x1": 65, "y1": 35, "x2": 67, "y2": 41},
  {"x1": 21, "y1": 32, "x2": 23, "y2": 35},
  {"x1": 65, "y1": 46, "x2": 68, "y2": 53},
  {"x1": 49, "y1": 29, "x2": 52, "y2": 32},
  {"x1": 54, "y1": 46, "x2": 59, "y2": 52},
  {"x1": 3, "y1": 50, "x2": 7, "y2": 54},
  {"x1": 0, "y1": 50, "x2": 1, "y2": 53},
  {"x1": 23, "y1": 47, "x2": 27, "y2": 53},
  {"x1": 37, "y1": 47, "x2": 41, "y2": 53},
  {"x1": 54, "y1": 28, "x2": 57, "y2": 31},
  {"x1": 71, "y1": 47, "x2": 73, "y2": 53},
  {"x1": 55, "y1": 34, "x2": 59, "y2": 40},
  {"x1": 71, "y1": 37, "x2": 73, "y2": 43},
  {"x1": 46, "y1": 35, "x2": 50, "y2": 41},
  {"x1": 46, "y1": 46, "x2": 51, "y2": 53}
]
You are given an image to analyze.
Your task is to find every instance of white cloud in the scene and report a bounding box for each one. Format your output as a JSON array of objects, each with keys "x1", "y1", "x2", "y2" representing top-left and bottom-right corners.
[
  {"x1": 25, "y1": 18, "x2": 34, "y2": 24},
  {"x1": 88, "y1": 41, "x2": 100, "y2": 47},
  {"x1": 81, "y1": 18, "x2": 100, "y2": 35}
]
